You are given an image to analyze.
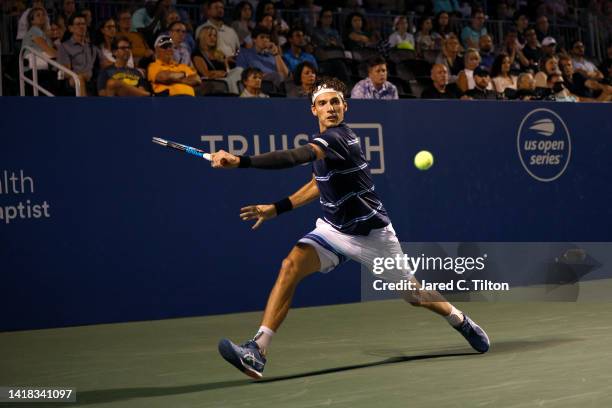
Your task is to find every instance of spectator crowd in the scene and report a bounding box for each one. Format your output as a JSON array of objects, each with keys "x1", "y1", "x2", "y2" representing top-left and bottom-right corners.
[{"x1": 9, "y1": 0, "x2": 612, "y2": 101}]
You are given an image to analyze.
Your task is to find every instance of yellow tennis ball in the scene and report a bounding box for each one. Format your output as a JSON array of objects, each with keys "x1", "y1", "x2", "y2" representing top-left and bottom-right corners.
[{"x1": 414, "y1": 150, "x2": 434, "y2": 170}]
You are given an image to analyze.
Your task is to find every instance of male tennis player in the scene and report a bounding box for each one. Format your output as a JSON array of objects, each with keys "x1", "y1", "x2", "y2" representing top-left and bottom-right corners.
[{"x1": 211, "y1": 77, "x2": 489, "y2": 379}]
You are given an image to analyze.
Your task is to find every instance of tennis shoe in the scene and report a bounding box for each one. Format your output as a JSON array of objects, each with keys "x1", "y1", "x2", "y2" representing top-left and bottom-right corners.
[
  {"x1": 218, "y1": 338, "x2": 266, "y2": 379},
  {"x1": 455, "y1": 314, "x2": 490, "y2": 353}
]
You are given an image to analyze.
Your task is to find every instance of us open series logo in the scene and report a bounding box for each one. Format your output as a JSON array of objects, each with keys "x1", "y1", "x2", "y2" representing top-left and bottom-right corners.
[{"x1": 517, "y1": 108, "x2": 572, "y2": 182}]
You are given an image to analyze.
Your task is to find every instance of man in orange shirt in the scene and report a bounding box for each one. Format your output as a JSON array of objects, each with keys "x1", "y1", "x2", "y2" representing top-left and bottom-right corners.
[{"x1": 147, "y1": 35, "x2": 201, "y2": 96}]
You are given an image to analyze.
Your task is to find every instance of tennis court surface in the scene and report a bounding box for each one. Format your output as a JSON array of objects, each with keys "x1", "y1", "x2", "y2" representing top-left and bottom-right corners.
[{"x1": 2, "y1": 295, "x2": 612, "y2": 408}]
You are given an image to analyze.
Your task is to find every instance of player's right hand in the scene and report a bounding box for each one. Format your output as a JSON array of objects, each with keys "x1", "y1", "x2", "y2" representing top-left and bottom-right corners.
[
  {"x1": 211, "y1": 150, "x2": 240, "y2": 168},
  {"x1": 239, "y1": 204, "x2": 276, "y2": 230}
]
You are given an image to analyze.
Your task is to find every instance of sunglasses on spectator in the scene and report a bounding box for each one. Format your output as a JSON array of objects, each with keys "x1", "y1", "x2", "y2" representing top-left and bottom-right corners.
[{"x1": 159, "y1": 43, "x2": 173, "y2": 49}]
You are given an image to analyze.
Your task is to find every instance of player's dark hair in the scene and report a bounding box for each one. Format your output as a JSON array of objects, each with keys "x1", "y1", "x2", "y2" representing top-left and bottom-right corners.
[{"x1": 308, "y1": 76, "x2": 347, "y2": 103}]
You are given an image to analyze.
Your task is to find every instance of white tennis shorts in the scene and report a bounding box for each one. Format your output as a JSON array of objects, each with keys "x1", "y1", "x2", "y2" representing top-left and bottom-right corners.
[{"x1": 298, "y1": 218, "x2": 413, "y2": 283}]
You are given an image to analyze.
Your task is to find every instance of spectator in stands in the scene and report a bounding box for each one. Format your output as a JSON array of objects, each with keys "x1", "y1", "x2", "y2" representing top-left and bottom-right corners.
[
  {"x1": 81, "y1": 9, "x2": 95, "y2": 41},
  {"x1": 456, "y1": 48, "x2": 481, "y2": 93},
  {"x1": 547, "y1": 72, "x2": 578, "y2": 102},
  {"x1": 344, "y1": 12, "x2": 378, "y2": 51},
  {"x1": 255, "y1": 0, "x2": 289, "y2": 38},
  {"x1": 522, "y1": 28, "x2": 541, "y2": 69},
  {"x1": 599, "y1": 43, "x2": 612, "y2": 80},
  {"x1": 49, "y1": 19, "x2": 65, "y2": 48},
  {"x1": 513, "y1": 11, "x2": 529, "y2": 45},
  {"x1": 192, "y1": 26, "x2": 242, "y2": 94},
  {"x1": 16, "y1": 0, "x2": 48, "y2": 44},
  {"x1": 148, "y1": 35, "x2": 201, "y2": 96},
  {"x1": 311, "y1": 8, "x2": 343, "y2": 49},
  {"x1": 491, "y1": 53, "x2": 517, "y2": 93},
  {"x1": 516, "y1": 72, "x2": 537, "y2": 100},
  {"x1": 57, "y1": 0, "x2": 77, "y2": 32},
  {"x1": 97, "y1": 37, "x2": 150, "y2": 96},
  {"x1": 535, "y1": 55, "x2": 559, "y2": 87},
  {"x1": 535, "y1": 15, "x2": 551, "y2": 43},
  {"x1": 465, "y1": 66, "x2": 497, "y2": 99},
  {"x1": 231, "y1": 1, "x2": 254, "y2": 47},
  {"x1": 168, "y1": 21, "x2": 192, "y2": 66},
  {"x1": 540, "y1": 36, "x2": 557, "y2": 58},
  {"x1": 351, "y1": 57, "x2": 398, "y2": 99},
  {"x1": 298, "y1": 0, "x2": 321, "y2": 31},
  {"x1": 435, "y1": 33, "x2": 463, "y2": 81},
  {"x1": 415, "y1": 16, "x2": 435, "y2": 54},
  {"x1": 388, "y1": 16, "x2": 415, "y2": 50},
  {"x1": 240, "y1": 67, "x2": 269, "y2": 97},
  {"x1": 433, "y1": 0, "x2": 461, "y2": 14},
  {"x1": 559, "y1": 54, "x2": 612, "y2": 101},
  {"x1": 57, "y1": 13, "x2": 99, "y2": 96},
  {"x1": 461, "y1": 8, "x2": 486, "y2": 49},
  {"x1": 132, "y1": 0, "x2": 171, "y2": 45},
  {"x1": 478, "y1": 34, "x2": 495, "y2": 69},
  {"x1": 432, "y1": 11, "x2": 452, "y2": 49},
  {"x1": 495, "y1": 1, "x2": 514, "y2": 21},
  {"x1": 117, "y1": 9, "x2": 153, "y2": 64},
  {"x1": 287, "y1": 61, "x2": 317, "y2": 97},
  {"x1": 236, "y1": 27, "x2": 289, "y2": 84},
  {"x1": 22, "y1": 6, "x2": 56, "y2": 58},
  {"x1": 570, "y1": 41, "x2": 604, "y2": 80},
  {"x1": 96, "y1": 17, "x2": 133, "y2": 70},
  {"x1": 421, "y1": 63, "x2": 460, "y2": 98},
  {"x1": 196, "y1": 0, "x2": 240, "y2": 58},
  {"x1": 500, "y1": 29, "x2": 529, "y2": 73},
  {"x1": 283, "y1": 28, "x2": 318, "y2": 73}
]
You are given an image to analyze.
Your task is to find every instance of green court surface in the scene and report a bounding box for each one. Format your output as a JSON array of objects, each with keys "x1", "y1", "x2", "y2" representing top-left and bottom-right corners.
[{"x1": 2, "y1": 299, "x2": 612, "y2": 408}]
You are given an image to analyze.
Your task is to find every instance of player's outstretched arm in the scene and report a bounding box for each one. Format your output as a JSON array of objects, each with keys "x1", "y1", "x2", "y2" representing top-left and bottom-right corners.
[
  {"x1": 211, "y1": 144, "x2": 325, "y2": 170},
  {"x1": 239, "y1": 176, "x2": 320, "y2": 230}
]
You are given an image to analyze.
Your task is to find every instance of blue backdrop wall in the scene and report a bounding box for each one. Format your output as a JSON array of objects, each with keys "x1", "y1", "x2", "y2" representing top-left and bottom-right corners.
[{"x1": 1, "y1": 98, "x2": 611, "y2": 331}]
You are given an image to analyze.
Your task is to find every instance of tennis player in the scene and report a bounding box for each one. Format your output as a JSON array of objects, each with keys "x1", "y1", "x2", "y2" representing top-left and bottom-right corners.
[{"x1": 211, "y1": 77, "x2": 489, "y2": 379}]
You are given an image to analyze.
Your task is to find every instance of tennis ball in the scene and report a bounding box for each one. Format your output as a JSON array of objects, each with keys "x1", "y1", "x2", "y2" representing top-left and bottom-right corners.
[{"x1": 414, "y1": 150, "x2": 434, "y2": 170}]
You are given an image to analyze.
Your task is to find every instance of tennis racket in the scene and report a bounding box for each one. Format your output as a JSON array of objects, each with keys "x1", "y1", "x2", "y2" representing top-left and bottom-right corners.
[{"x1": 152, "y1": 137, "x2": 212, "y2": 161}]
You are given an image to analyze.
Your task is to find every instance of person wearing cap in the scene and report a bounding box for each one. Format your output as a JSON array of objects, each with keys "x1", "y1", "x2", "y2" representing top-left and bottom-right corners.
[
  {"x1": 147, "y1": 34, "x2": 201, "y2": 96},
  {"x1": 351, "y1": 56, "x2": 398, "y2": 99},
  {"x1": 540, "y1": 37, "x2": 557, "y2": 58},
  {"x1": 465, "y1": 65, "x2": 497, "y2": 99},
  {"x1": 209, "y1": 76, "x2": 490, "y2": 380}
]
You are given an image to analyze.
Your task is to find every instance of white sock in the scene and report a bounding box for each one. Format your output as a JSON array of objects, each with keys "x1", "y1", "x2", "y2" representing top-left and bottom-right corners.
[
  {"x1": 253, "y1": 325, "x2": 275, "y2": 352},
  {"x1": 445, "y1": 305, "x2": 464, "y2": 328}
]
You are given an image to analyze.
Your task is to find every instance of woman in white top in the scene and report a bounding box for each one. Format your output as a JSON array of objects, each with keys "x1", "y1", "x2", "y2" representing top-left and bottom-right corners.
[
  {"x1": 388, "y1": 16, "x2": 415, "y2": 50},
  {"x1": 456, "y1": 48, "x2": 481, "y2": 93},
  {"x1": 491, "y1": 53, "x2": 517, "y2": 93},
  {"x1": 22, "y1": 7, "x2": 56, "y2": 58}
]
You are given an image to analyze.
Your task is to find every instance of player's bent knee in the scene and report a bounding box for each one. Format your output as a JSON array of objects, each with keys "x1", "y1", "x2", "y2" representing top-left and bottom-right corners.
[{"x1": 278, "y1": 258, "x2": 299, "y2": 283}]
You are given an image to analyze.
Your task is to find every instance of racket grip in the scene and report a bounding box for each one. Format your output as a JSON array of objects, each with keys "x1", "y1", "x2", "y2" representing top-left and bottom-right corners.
[{"x1": 185, "y1": 146, "x2": 206, "y2": 159}]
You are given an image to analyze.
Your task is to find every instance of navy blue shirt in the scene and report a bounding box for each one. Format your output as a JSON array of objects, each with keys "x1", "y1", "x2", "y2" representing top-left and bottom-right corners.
[{"x1": 310, "y1": 123, "x2": 390, "y2": 235}]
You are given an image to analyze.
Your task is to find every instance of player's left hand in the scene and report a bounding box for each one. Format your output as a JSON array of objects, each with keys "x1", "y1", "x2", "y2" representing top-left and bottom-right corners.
[
  {"x1": 239, "y1": 204, "x2": 276, "y2": 229},
  {"x1": 211, "y1": 150, "x2": 240, "y2": 168}
]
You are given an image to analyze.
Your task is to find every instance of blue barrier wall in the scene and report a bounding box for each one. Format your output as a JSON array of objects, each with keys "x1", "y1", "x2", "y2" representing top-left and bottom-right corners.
[{"x1": 1, "y1": 98, "x2": 611, "y2": 331}]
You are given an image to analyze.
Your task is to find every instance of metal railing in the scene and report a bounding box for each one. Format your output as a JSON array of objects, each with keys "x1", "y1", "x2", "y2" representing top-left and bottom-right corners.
[{"x1": 18, "y1": 45, "x2": 81, "y2": 96}]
